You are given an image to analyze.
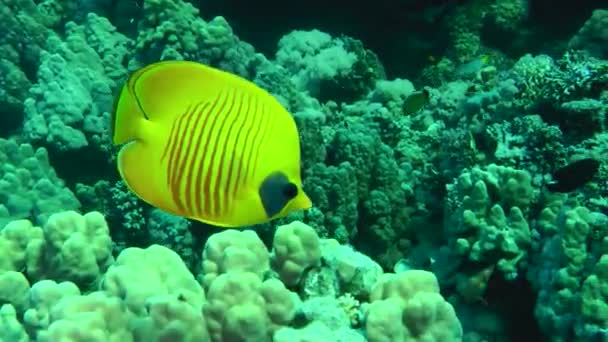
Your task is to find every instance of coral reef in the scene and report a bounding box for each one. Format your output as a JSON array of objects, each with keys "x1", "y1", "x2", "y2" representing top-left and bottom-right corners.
[
  {"x1": 0, "y1": 212, "x2": 462, "y2": 341},
  {"x1": 0, "y1": 0, "x2": 607, "y2": 340}
]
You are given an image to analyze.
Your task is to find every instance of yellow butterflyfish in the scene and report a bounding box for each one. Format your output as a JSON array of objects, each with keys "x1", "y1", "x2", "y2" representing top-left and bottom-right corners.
[{"x1": 111, "y1": 60, "x2": 312, "y2": 227}]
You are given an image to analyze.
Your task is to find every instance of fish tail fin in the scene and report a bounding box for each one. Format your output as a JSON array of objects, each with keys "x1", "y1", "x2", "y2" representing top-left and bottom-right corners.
[{"x1": 111, "y1": 84, "x2": 147, "y2": 145}]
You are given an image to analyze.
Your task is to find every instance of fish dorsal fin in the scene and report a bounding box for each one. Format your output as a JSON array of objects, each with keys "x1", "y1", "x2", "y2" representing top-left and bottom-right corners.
[{"x1": 127, "y1": 61, "x2": 229, "y2": 123}]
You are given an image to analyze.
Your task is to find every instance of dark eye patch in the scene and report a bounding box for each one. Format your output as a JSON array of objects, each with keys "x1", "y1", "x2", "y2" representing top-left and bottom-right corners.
[
  {"x1": 259, "y1": 171, "x2": 296, "y2": 218},
  {"x1": 283, "y1": 183, "x2": 298, "y2": 199}
]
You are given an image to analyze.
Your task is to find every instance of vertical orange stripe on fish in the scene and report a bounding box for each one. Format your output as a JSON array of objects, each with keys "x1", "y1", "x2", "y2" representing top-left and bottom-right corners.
[
  {"x1": 160, "y1": 107, "x2": 185, "y2": 163},
  {"x1": 183, "y1": 102, "x2": 211, "y2": 215},
  {"x1": 171, "y1": 103, "x2": 202, "y2": 213},
  {"x1": 190, "y1": 95, "x2": 224, "y2": 217},
  {"x1": 164, "y1": 105, "x2": 191, "y2": 185},
  {"x1": 180, "y1": 102, "x2": 205, "y2": 214},
  {"x1": 194, "y1": 90, "x2": 229, "y2": 217},
  {"x1": 241, "y1": 95, "x2": 263, "y2": 188},
  {"x1": 207, "y1": 88, "x2": 238, "y2": 218},
  {"x1": 224, "y1": 91, "x2": 249, "y2": 211},
  {"x1": 214, "y1": 89, "x2": 245, "y2": 218},
  {"x1": 201, "y1": 89, "x2": 231, "y2": 217},
  {"x1": 189, "y1": 101, "x2": 215, "y2": 218},
  {"x1": 248, "y1": 102, "x2": 273, "y2": 186},
  {"x1": 166, "y1": 105, "x2": 197, "y2": 213}
]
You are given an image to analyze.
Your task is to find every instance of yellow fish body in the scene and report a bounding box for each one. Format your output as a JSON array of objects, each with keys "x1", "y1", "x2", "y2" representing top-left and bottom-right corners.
[{"x1": 111, "y1": 60, "x2": 312, "y2": 227}]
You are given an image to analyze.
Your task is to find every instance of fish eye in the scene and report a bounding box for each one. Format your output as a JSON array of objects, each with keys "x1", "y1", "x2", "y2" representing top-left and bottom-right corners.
[{"x1": 283, "y1": 183, "x2": 298, "y2": 199}]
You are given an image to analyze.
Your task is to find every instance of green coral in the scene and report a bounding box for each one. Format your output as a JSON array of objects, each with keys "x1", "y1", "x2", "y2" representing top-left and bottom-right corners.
[
  {"x1": 511, "y1": 51, "x2": 608, "y2": 109},
  {"x1": 0, "y1": 0, "x2": 54, "y2": 128},
  {"x1": 132, "y1": 0, "x2": 263, "y2": 77},
  {"x1": 315, "y1": 35, "x2": 385, "y2": 103},
  {"x1": 0, "y1": 138, "x2": 80, "y2": 227},
  {"x1": 446, "y1": 0, "x2": 528, "y2": 61},
  {"x1": 489, "y1": 0, "x2": 528, "y2": 32},
  {"x1": 528, "y1": 197, "x2": 608, "y2": 340},
  {"x1": 581, "y1": 255, "x2": 608, "y2": 333},
  {"x1": 440, "y1": 164, "x2": 535, "y2": 299}
]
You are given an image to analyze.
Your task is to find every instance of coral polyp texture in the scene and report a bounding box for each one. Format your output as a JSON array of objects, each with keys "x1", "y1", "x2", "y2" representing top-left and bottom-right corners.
[
  {"x1": 0, "y1": 211, "x2": 461, "y2": 341},
  {"x1": 1, "y1": 0, "x2": 608, "y2": 341}
]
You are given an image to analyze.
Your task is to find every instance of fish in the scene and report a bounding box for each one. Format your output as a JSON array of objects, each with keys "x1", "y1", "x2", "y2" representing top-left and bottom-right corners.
[
  {"x1": 546, "y1": 158, "x2": 600, "y2": 193},
  {"x1": 455, "y1": 54, "x2": 493, "y2": 78},
  {"x1": 403, "y1": 88, "x2": 429, "y2": 115},
  {"x1": 110, "y1": 60, "x2": 312, "y2": 227}
]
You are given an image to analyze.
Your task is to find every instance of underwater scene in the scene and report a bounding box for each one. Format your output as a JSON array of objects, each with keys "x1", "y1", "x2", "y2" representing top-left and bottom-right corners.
[{"x1": 1, "y1": 0, "x2": 608, "y2": 341}]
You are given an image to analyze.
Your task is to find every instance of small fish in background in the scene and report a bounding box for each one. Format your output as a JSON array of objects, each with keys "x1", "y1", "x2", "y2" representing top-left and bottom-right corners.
[
  {"x1": 546, "y1": 158, "x2": 600, "y2": 193},
  {"x1": 111, "y1": 60, "x2": 312, "y2": 227},
  {"x1": 457, "y1": 264, "x2": 495, "y2": 305},
  {"x1": 455, "y1": 54, "x2": 493, "y2": 79},
  {"x1": 403, "y1": 88, "x2": 430, "y2": 115}
]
